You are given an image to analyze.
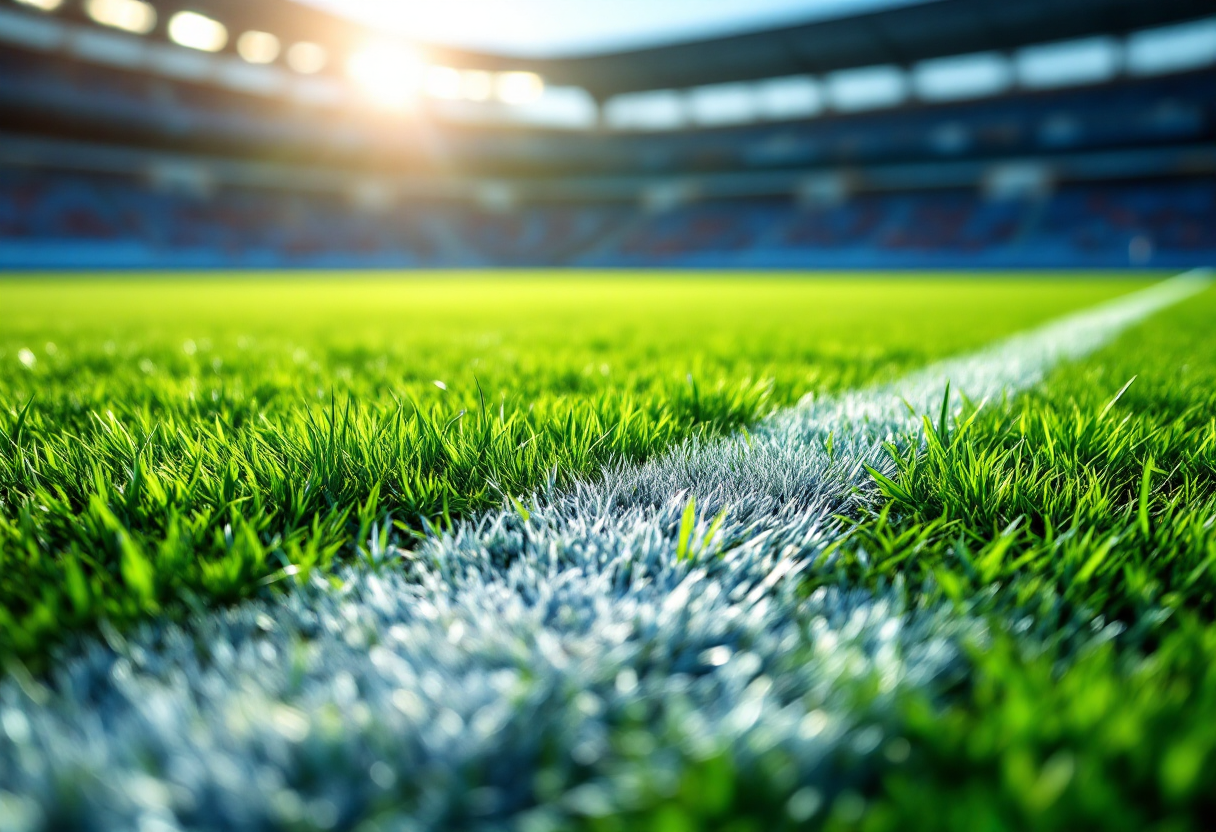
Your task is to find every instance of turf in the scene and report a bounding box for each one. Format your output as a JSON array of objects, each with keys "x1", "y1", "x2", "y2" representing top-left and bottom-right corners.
[
  {"x1": 6, "y1": 271, "x2": 1213, "y2": 832},
  {"x1": 537, "y1": 283, "x2": 1216, "y2": 832},
  {"x1": 835, "y1": 288, "x2": 1216, "y2": 630},
  {"x1": 844, "y1": 286, "x2": 1216, "y2": 831},
  {"x1": 0, "y1": 273, "x2": 1137, "y2": 663}
]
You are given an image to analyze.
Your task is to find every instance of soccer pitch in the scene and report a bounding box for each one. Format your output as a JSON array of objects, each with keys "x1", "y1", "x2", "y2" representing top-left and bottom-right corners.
[{"x1": 1, "y1": 271, "x2": 1214, "y2": 830}]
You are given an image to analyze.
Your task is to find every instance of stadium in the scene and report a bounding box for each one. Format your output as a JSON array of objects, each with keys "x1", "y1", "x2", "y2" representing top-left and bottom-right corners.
[
  {"x1": 1, "y1": 0, "x2": 1215, "y2": 828},
  {"x1": 2, "y1": 0, "x2": 1214, "y2": 268}
]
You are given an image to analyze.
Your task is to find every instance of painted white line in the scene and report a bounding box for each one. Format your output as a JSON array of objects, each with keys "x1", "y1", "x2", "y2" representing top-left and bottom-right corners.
[{"x1": 0, "y1": 272, "x2": 1208, "y2": 831}]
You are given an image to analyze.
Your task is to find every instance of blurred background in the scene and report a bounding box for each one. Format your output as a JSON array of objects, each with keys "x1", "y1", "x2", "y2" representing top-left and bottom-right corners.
[{"x1": 0, "y1": 0, "x2": 1213, "y2": 270}]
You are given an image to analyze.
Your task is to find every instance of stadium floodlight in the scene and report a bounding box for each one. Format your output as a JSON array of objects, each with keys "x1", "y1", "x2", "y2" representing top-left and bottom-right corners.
[
  {"x1": 83, "y1": 0, "x2": 156, "y2": 35},
  {"x1": 167, "y1": 11, "x2": 226, "y2": 53},
  {"x1": 461, "y1": 70, "x2": 494, "y2": 102},
  {"x1": 1126, "y1": 17, "x2": 1216, "y2": 77},
  {"x1": 237, "y1": 30, "x2": 280, "y2": 64},
  {"x1": 14, "y1": 0, "x2": 64, "y2": 12},
  {"x1": 604, "y1": 90, "x2": 686, "y2": 131},
  {"x1": 347, "y1": 43, "x2": 424, "y2": 109},
  {"x1": 495, "y1": 71, "x2": 544, "y2": 104},
  {"x1": 754, "y1": 76, "x2": 823, "y2": 120},
  {"x1": 826, "y1": 64, "x2": 907, "y2": 112},
  {"x1": 913, "y1": 52, "x2": 1012, "y2": 102},
  {"x1": 286, "y1": 41, "x2": 327, "y2": 74},
  {"x1": 1016, "y1": 37, "x2": 1120, "y2": 89},
  {"x1": 424, "y1": 65, "x2": 463, "y2": 100},
  {"x1": 687, "y1": 82, "x2": 757, "y2": 127}
]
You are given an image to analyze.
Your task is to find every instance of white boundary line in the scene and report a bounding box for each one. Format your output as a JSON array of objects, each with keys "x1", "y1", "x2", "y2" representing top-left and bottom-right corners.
[{"x1": 0, "y1": 271, "x2": 1209, "y2": 830}]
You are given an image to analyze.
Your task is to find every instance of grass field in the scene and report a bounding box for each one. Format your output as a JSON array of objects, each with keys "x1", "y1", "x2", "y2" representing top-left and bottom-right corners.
[
  {"x1": 2, "y1": 271, "x2": 1214, "y2": 831},
  {"x1": 0, "y1": 274, "x2": 1135, "y2": 661}
]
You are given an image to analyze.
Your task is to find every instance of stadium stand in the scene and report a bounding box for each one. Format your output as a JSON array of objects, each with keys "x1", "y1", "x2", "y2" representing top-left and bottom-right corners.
[
  {"x1": 0, "y1": 0, "x2": 1213, "y2": 268},
  {"x1": 593, "y1": 180, "x2": 1215, "y2": 268},
  {"x1": 4, "y1": 166, "x2": 1211, "y2": 269}
]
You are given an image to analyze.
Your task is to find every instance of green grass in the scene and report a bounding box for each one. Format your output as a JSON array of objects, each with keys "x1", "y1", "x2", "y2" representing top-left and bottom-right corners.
[
  {"x1": 543, "y1": 283, "x2": 1216, "y2": 832},
  {"x1": 829, "y1": 286, "x2": 1216, "y2": 632},
  {"x1": 0, "y1": 273, "x2": 1138, "y2": 664},
  {"x1": 828, "y1": 286, "x2": 1216, "y2": 831}
]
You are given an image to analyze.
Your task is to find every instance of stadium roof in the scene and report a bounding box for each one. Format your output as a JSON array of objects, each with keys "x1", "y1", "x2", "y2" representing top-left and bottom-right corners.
[
  {"x1": 28, "y1": 0, "x2": 1213, "y2": 103},
  {"x1": 303, "y1": 0, "x2": 922, "y2": 59},
  {"x1": 512, "y1": 0, "x2": 1215, "y2": 99}
]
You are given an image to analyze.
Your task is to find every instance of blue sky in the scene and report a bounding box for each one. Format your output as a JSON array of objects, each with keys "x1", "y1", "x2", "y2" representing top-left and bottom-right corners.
[{"x1": 301, "y1": 0, "x2": 924, "y2": 58}]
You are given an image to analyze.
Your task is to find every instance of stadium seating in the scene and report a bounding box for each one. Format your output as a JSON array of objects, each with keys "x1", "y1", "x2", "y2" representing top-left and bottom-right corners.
[
  {"x1": 3, "y1": 166, "x2": 1212, "y2": 268},
  {"x1": 583, "y1": 181, "x2": 1216, "y2": 268},
  {"x1": 2, "y1": 30, "x2": 1213, "y2": 269}
]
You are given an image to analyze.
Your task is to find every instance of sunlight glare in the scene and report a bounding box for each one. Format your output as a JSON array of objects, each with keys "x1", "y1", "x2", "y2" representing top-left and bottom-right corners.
[
  {"x1": 424, "y1": 66, "x2": 464, "y2": 99},
  {"x1": 347, "y1": 43, "x2": 425, "y2": 109},
  {"x1": 461, "y1": 70, "x2": 494, "y2": 101},
  {"x1": 495, "y1": 71, "x2": 545, "y2": 104}
]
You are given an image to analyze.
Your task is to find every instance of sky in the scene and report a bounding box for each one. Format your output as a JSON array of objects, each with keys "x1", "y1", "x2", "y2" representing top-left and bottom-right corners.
[{"x1": 301, "y1": 0, "x2": 924, "y2": 58}]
